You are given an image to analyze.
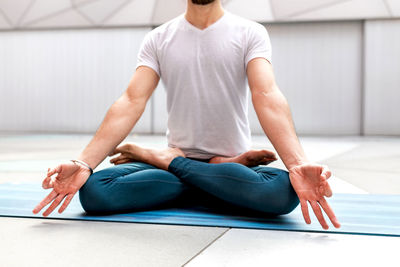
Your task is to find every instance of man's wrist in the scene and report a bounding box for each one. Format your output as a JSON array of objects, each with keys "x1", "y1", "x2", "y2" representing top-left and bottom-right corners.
[
  {"x1": 71, "y1": 159, "x2": 93, "y2": 175},
  {"x1": 287, "y1": 158, "x2": 309, "y2": 171}
]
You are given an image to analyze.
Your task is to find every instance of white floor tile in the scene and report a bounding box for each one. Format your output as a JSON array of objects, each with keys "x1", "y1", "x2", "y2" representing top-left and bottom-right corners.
[
  {"x1": 328, "y1": 175, "x2": 368, "y2": 194},
  {"x1": 186, "y1": 229, "x2": 400, "y2": 267},
  {"x1": 0, "y1": 217, "x2": 227, "y2": 267}
]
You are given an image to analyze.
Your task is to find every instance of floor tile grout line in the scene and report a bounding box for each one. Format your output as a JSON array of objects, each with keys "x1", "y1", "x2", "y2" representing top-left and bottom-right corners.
[{"x1": 182, "y1": 228, "x2": 231, "y2": 266}]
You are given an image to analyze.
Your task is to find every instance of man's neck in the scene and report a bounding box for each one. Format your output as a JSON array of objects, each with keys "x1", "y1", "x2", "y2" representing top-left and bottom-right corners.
[{"x1": 185, "y1": 0, "x2": 224, "y2": 30}]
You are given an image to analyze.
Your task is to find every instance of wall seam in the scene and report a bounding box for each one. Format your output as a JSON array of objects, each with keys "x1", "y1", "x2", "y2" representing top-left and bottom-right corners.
[
  {"x1": 16, "y1": 0, "x2": 36, "y2": 27},
  {"x1": 276, "y1": 0, "x2": 352, "y2": 20},
  {"x1": 0, "y1": 6, "x2": 13, "y2": 27},
  {"x1": 100, "y1": 0, "x2": 134, "y2": 25},
  {"x1": 382, "y1": 0, "x2": 393, "y2": 17},
  {"x1": 360, "y1": 20, "x2": 366, "y2": 136}
]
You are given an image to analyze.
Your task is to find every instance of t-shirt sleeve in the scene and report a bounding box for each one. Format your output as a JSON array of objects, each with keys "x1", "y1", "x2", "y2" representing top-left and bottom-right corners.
[
  {"x1": 245, "y1": 23, "x2": 272, "y2": 68},
  {"x1": 136, "y1": 31, "x2": 160, "y2": 77}
]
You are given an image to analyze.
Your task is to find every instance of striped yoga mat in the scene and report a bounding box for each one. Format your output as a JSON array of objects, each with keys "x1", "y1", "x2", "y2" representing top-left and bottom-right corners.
[{"x1": 0, "y1": 183, "x2": 399, "y2": 237}]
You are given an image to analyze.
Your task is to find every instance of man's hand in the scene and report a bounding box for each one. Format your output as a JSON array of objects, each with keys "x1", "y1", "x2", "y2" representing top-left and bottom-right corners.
[
  {"x1": 109, "y1": 143, "x2": 136, "y2": 165},
  {"x1": 289, "y1": 163, "x2": 341, "y2": 230},
  {"x1": 32, "y1": 162, "x2": 91, "y2": 216}
]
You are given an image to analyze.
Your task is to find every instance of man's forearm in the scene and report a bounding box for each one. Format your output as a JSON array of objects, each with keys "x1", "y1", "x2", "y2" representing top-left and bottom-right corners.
[
  {"x1": 77, "y1": 94, "x2": 146, "y2": 169},
  {"x1": 252, "y1": 88, "x2": 308, "y2": 170}
]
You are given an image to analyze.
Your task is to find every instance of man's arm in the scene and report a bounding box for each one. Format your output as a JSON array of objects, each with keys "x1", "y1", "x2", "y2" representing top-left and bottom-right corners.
[
  {"x1": 78, "y1": 66, "x2": 159, "y2": 169},
  {"x1": 247, "y1": 58, "x2": 340, "y2": 229},
  {"x1": 247, "y1": 58, "x2": 306, "y2": 171}
]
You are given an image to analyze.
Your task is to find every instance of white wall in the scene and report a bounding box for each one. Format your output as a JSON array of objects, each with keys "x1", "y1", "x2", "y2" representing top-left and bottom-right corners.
[
  {"x1": 364, "y1": 19, "x2": 400, "y2": 135},
  {"x1": 0, "y1": 28, "x2": 152, "y2": 133},
  {"x1": 0, "y1": 21, "x2": 398, "y2": 136}
]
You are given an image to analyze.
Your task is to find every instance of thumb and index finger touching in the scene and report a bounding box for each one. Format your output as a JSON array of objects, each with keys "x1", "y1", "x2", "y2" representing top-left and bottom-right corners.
[
  {"x1": 42, "y1": 165, "x2": 62, "y2": 189},
  {"x1": 320, "y1": 165, "x2": 332, "y2": 180},
  {"x1": 298, "y1": 164, "x2": 340, "y2": 229},
  {"x1": 320, "y1": 165, "x2": 333, "y2": 197}
]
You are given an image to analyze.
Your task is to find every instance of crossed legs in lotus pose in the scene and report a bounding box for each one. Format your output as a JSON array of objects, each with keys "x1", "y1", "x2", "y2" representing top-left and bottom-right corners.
[{"x1": 79, "y1": 144, "x2": 299, "y2": 215}]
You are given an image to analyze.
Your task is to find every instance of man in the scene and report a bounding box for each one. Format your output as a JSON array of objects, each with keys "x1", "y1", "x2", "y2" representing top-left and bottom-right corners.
[{"x1": 33, "y1": 0, "x2": 340, "y2": 230}]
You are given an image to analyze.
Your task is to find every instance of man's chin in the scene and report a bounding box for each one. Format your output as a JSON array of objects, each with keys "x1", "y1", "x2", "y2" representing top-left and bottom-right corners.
[{"x1": 191, "y1": 0, "x2": 216, "y2": 5}]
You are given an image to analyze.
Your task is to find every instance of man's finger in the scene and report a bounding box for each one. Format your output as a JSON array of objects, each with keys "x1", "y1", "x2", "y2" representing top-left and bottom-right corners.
[
  {"x1": 109, "y1": 147, "x2": 123, "y2": 156},
  {"x1": 114, "y1": 159, "x2": 130, "y2": 165},
  {"x1": 262, "y1": 159, "x2": 276, "y2": 165},
  {"x1": 310, "y1": 201, "x2": 329, "y2": 230},
  {"x1": 319, "y1": 198, "x2": 341, "y2": 228},
  {"x1": 42, "y1": 176, "x2": 52, "y2": 189},
  {"x1": 58, "y1": 194, "x2": 74, "y2": 213},
  {"x1": 110, "y1": 158, "x2": 125, "y2": 164},
  {"x1": 300, "y1": 199, "x2": 311, "y2": 224},
  {"x1": 32, "y1": 190, "x2": 58, "y2": 214},
  {"x1": 47, "y1": 168, "x2": 56, "y2": 177},
  {"x1": 324, "y1": 181, "x2": 333, "y2": 197},
  {"x1": 262, "y1": 150, "x2": 276, "y2": 158},
  {"x1": 321, "y1": 165, "x2": 332, "y2": 180},
  {"x1": 43, "y1": 194, "x2": 65, "y2": 217},
  {"x1": 110, "y1": 155, "x2": 126, "y2": 163},
  {"x1": 47, "y1": 165, "x2": 62, "y2": 178}
]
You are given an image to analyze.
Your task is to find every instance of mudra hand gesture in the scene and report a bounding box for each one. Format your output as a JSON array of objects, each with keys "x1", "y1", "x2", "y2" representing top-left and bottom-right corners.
[
  {"x1": 289, "y1": 163, "x2": 341, "y2": 229},
  {"x1": 32, "y1": 161, "x2": 91, "y2": 216}
]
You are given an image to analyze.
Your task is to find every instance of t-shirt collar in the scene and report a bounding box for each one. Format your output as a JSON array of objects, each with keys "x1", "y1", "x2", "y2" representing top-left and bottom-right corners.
[{"x1": 181, "y1": 10, "x2": 228, "y2": 33}]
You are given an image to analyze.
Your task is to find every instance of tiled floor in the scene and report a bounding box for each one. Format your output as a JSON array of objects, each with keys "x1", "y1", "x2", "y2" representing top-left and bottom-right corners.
[{"x1": 0, "y1": 134, "x2": 399, "y2": 266}]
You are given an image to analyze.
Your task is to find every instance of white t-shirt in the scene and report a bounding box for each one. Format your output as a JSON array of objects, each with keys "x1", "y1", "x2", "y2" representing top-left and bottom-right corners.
[{"x1": 136, "y1": 11, "x2": 272, "y2": 159}]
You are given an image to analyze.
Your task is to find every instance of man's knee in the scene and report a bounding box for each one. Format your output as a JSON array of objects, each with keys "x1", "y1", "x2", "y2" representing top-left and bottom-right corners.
[
  {"x1": 79, "y1": 172, "x2": 109, "y2": 213},
  {"x1": 257, "y1": 169, "x2": 299, "y2": 215},
  {"x1": 276, "y1": 190, "x2": 299, "y2": 215},
  {"x1": 276, "y1": 170, "x2": 299, "y2": 214}
]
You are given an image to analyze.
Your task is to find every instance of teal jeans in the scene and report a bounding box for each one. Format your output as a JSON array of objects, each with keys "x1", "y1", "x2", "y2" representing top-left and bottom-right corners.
[{"x1": 79, "y1": 157, "x2": 299, "y2": 215}]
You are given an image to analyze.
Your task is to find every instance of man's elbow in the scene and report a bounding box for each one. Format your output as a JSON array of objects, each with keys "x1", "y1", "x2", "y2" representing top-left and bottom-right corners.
[
  {"x1": 123, "y1": 89, "x2": 152, "y2": 109},
  {"x1": 251, "y1": 84, "x2": 281, "y2": 102},
  {"x1": 109, "y1": 93, "x2": 146, "y2": 116},
  {"x1": 251, "y1": 86, "x2": 289, "y2": 111}
]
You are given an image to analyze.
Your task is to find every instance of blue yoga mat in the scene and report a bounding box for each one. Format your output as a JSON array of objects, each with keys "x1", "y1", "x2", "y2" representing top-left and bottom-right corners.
[{"x1": 1, "y1": 183, "x2": 399, "y2": 237}]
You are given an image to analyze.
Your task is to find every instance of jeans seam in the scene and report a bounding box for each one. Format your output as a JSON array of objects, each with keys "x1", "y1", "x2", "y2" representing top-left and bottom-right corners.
[
  {"x1": 107, "y1": 168, "x2": 167, "y2": 180},
  {"x1": 113, "y1": 179, "x2": 182, "y2": 185},
  {"x1": 178, "y1": 168, "x2": 269, "y2": 184}
]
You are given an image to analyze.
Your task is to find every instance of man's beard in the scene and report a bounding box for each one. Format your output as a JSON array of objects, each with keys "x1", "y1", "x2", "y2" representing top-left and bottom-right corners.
[{"x1": 191, "y1": 0, "x2": 216, "y2": 5}]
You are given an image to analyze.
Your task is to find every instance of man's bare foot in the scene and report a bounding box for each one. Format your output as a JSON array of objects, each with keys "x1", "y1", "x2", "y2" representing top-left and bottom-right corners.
[
  {"x1": 209, "y1": 149, "x2": 277, "y2": 167},
  {"x1": 110, "y1": 143, "x2": 185, "y2": 170}
]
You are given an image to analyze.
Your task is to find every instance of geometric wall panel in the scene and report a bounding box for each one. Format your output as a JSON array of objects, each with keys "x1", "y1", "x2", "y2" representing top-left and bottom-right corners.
[
  {"x1": 27, "y1": 8, "x2": 91, "y2": 28},
  {"x1": 0, "y1": 10, "x2": 11, "y2": 28},
  {"x1": 0, "y1": 0, "x2": 32, "y2": 26},
  {"x1": 77, "y1": 0, "x2": 128, "y2": 24},
  {"x1": 105, "y1": 0, "x2": 156, "y2": 26},
  {"x1": 386, "y1": 0, "x2": 400, "y2": 16},
  {"x1": 224, "y1": 0, "x2": 275, "y2": 22},
  {"x1": 72, "y1": 0, "x2": 96, "y2": 5},
  {"x1": 0, "y1": 0, "x2": 399, "y2": 30},
  {"x1": 151, "y1": 0, "x2": 186, "y2": 25},
  {"x1": 270, "y1": 0, "x2": 344, "y2": 19},
  {"x1": 20, "y1": 0, "x2": 71, "y2": 26},
  {"x1": 292, "y1": 0, "x2": 390, "y2": 21}
]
